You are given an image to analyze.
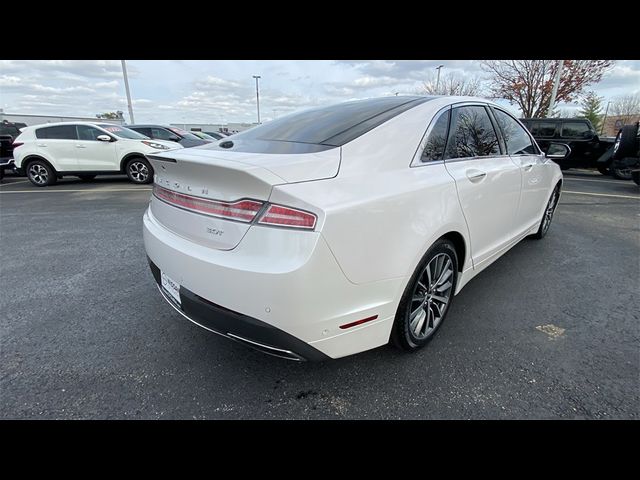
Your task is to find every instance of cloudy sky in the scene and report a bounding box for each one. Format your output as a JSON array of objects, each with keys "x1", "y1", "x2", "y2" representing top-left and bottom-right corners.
[{"x1": 1, "y1": 60, "x2": 639, "y2": 124}]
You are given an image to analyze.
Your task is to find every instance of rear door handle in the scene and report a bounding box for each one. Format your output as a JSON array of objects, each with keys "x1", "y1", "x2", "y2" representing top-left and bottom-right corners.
[
  {"x1": 37, "y1": 143, "x2": 47, "y2": 147},
  {"x1": 523, "y1": 164, "x2": 534, "y2": 172},
  {"x1": 466, "y1": 169, "x2": 487, "y2": 182},
  {"x1": 75, "y1": 145, "x2": 87, "y2": 149}
]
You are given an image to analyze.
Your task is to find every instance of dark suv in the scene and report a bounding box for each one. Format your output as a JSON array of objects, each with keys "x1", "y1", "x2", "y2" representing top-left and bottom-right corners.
[
  {"x1": 520, "y1": 118, "x2": 622, "y2": 178},
  {"x1": 0, "y1": 120, "x2": 27, "y2": 180},
  {"x1": 126, "y1": 125, "x2": 211, "y2": 148}
]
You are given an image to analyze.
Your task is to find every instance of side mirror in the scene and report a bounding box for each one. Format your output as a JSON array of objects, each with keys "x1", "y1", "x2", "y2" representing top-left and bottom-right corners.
[
  {"x1": 546, "y1": 142, "x2": 571, "y2": 160},
  {"x1": 97, "y1": 134, "x2": 112, "y2": 142},
  {"x1": 169, "y1": 135, "x2": 181, "y2": 142}
]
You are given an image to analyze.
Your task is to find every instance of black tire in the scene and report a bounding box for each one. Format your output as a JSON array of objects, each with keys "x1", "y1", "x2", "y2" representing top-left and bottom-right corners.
[
  {"x1": 597, "y1": 166, "x2": 610, "y2": 176},
  {"x1": 125, "y1": 157, "x2": 153, "y2": 184},
  {"x1": 612, "y1": 123, "x2": 639, "y2": 160},
  {"x1": 391, "y1": 238, "x2": 458, "y2": 352},
  {"x1": 77, "y1": 174, "x2": 96, "y2": 182},
  {"x1": 26, "y1": 159, "x2": 57, "y2": 187},
  {"x1": 632, "y1": 171, "x2": 640, "y2": 186},
  {"x1": 529, "y1": 184, "x2": 560, "y2": 240},
  {"x1": 611, "y1": 166, "x2": 634, "y2": 181}
]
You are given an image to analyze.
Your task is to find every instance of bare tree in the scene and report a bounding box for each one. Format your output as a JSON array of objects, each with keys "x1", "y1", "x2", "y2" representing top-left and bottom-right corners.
[
  {"x1": 610, "y1": 93, "x2": 640, "y2": 124},
  {"x1": 420, "y1": 72, "x2": 484, "y2": 96},
  {"x1": 481, "y1": 60, "x2": 614, "y2": 118}
]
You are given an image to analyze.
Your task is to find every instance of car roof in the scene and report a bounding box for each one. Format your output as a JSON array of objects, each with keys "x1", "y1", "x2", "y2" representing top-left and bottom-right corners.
[
  {"x1": 521, "y1": 118, "x2": 590, "y2": 122},
  {"x1": 23, "y1": 121, "x2": 123, "y2": 129}
]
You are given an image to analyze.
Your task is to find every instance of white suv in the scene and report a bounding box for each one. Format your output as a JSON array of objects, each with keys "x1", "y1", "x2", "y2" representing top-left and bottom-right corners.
[{"x1": 12, "y1": 122, "x2": 183, "y2": 187}]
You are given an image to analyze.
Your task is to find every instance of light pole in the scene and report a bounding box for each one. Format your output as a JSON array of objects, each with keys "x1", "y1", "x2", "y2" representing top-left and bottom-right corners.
[
  {"x1": 600, "y1": 100, "x2": 612, "y2": 135},
  {"x1": 547, "y1": 60, "x2": 564, "y2": 117},
  {"x1": 435, "y1": 65, "x2": 444, "y2": 94},
  {"x1": 253, "y1": 75, "x2": 261, "y2": 124},
  {"x1": 121, "y1": 60, "x2": 135, "y2": 124}
]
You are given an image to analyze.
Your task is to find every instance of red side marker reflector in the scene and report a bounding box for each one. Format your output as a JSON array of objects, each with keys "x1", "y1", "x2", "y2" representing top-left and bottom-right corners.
[{"x1": 339, "y1": 315, "x2": 379, "y2": 330}]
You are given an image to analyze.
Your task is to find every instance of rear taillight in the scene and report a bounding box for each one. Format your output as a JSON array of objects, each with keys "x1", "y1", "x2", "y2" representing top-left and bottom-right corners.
[
  {"x1": 257, "y1": 204, "x2": 317, "y2": 230},
  {"x1": 153, "y1": 185, "x2": 263, "y2": 223},
  {"x1": 12, "y1": 142, "x2": 23, "y2": 148},
  {"x1": 153, "y1": 184, "x2": 318, "y2": 230}
]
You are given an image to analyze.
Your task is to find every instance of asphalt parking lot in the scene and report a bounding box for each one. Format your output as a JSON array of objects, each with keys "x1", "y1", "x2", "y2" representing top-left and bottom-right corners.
[{"x1": 0, "y1": 171, "x2": 638, "y2": 419}]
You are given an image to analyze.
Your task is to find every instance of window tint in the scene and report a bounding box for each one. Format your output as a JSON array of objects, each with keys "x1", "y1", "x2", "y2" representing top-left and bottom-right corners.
[
  {"x1": 35, "y1": 125, "x2": 78, "y2": 140},
  {"x1": 77, "y1": 125, "x2": 105, "y2": 141},
  {"x1": 421, "y1": 109, "x2": 450, "y2": 162},
  {"x1": 562, "y1": 122, "x2": 590, "y2": 138},
  {"x1": 213, "y1": 96, "x2": 434, "y2": 147},
  {"x1": 151, "y1": 128, "x2": 177, "y2": 141},
  {"x1": 444, "y1": 106, "x2": 500, "y2": 159},
  {"x1": 531, "y1": 122, "x2": 556, "y2": 137},
  {"x1": 493, "y1": 109, "x2": 537, "y2": 155}
]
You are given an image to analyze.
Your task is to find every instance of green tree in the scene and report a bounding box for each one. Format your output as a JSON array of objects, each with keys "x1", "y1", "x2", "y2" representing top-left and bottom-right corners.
[{"x1": 578, "y1": 91, "x2": 604, "y2": 131}]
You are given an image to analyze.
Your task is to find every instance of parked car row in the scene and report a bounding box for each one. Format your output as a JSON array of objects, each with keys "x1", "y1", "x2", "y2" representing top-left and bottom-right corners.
[{"x1": 11, "y1": 123, "x2": 184, "y2": 186}]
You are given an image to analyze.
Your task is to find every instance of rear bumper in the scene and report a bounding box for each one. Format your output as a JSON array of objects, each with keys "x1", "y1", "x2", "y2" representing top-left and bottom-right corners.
[
  {"x1": 143, "y1": 206, "x2": 403, "y2": 360},
  {"x1": 148, "y1": 258, "x2": 329, "y2": 361}
]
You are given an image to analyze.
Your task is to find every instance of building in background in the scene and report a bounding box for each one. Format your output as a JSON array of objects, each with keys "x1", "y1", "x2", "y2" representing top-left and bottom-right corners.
[
  {"x1": 0, "y1": 110, "x2": 124, "y2": 127},
  {"x1": 170, "y1": 122, "x2": 259, "y2": 135},
  {"x1": 600, "y1": 114, "x2": 640, "y2": 137}
]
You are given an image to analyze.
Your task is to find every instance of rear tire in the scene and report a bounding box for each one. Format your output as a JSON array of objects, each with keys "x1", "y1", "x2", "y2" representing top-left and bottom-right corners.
[
  {"x1": 77, "y1": 174, "x2": 96, "y2": 182},
  {"x1": 612, "y1": 123, "x2": 639, "y2": 160},
  {"x1": 26, "y1": 159, "x2": 57, "y2": 187},
  {"x1": 529, "y1": 184, "x2": 560, "y2": 240},
  {"x1": 611, "y1": 167, "x2": 634, "y2": 181},
  {"x1": 391, "y1": 239, "x2": 458, "y2": 352},
  {"x1": 125, "y1": 157, "x2": 153, "y2": 184}
]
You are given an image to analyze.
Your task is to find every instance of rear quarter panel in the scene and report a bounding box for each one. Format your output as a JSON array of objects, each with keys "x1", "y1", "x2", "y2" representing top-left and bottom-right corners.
[{"x1": 272, "y1": 99, "x2": 471, "y2": 286}]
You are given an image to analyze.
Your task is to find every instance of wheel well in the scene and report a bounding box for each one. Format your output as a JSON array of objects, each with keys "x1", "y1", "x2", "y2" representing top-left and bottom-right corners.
[
  {"x1": 23, "y1": 155, "x2": 57, "y2": 174},
  {"x1": 441, "y1": 231, "x2": 466, "y2": 272},
  {"x1": 120, "y1": 153, "x2": 146, "y2": 172}
]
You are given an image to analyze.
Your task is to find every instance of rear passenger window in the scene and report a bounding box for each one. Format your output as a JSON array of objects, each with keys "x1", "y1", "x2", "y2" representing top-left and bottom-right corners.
[
  {"x1": 493, "y1": 109, "x2": 538, "y2": 155},
  {"x1": 444, "y1": 106, "x2": 500, "y2": 159},
  {"x1": 532, "y1": 122, "x2": 557, "y2": 137},
  {"x1": 35, "y1": 125, "x2": 78, "y2": 140},
  {"x1": 421, "y1": 109, "x2": 450, "y2": 162},
  {"x1": 562, "y1": 122, "x2": 590, "y2": 138}
]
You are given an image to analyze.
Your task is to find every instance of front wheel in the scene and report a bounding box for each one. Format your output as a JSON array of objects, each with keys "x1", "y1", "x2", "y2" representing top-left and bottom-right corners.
[
  {"x1": 26, "y1": 159, "x2": 57, "y2": 187},
  {"x1": 611, "y1": 167, "x2": 633, "y2": 181},
  {"x1": 391, "y1": 239, "x2": 458, "y2": 352},
  {"x1": 529, "y1": 184, "x2": 560, "y2": 240},
  {"x1": 125, "y1": 158, "x2": 153, "y2": 184}
]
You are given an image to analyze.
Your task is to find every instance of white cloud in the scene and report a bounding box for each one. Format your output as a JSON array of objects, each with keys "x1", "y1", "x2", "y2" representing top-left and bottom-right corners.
[{"x1": 2, "y1": 60, "x2": 638, "y2": 123}]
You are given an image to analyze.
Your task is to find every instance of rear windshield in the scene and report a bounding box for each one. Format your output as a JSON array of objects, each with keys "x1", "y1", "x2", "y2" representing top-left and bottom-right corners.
[
  {"x1": 98, "y1": 124, "x2": 148, "y2": 139},
  {"x1": 200, "y1": 96, "x2": 435, "y2": 154}
]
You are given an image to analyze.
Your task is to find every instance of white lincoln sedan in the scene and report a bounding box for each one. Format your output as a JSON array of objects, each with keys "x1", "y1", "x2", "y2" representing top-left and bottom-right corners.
[{"x1": 143, "y1": 96, "x2": 568, "y2": 361}]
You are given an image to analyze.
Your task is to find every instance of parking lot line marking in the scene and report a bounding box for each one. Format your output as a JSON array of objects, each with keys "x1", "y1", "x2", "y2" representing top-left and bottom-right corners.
[
  {"x1": 0, "y1": 187, "x2": 152, "y2": 194},
  {"x1": 563, "y1": 190, "x2": 640, "y2": 200},
  {"x1": 0, "y1": 180, "x2": 30, "y2": 187},
  {"x1": 563, "y1": 177, "x2": 631, "y2": 185}
]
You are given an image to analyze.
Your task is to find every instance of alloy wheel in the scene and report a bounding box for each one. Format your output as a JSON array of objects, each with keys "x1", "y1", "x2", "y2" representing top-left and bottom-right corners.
[
  {"x1": 28, "y1": 164, "x2": 49, "y2": 185},
  {"x1": 129, "y1": 161, "x2": 149, "y2": 183},
  {"x1": 541, "y1": 188, "x2": 558, "y2": 234},
  {"x1": 408, "y1": 253, "x2": 454, "y2": 340}
]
